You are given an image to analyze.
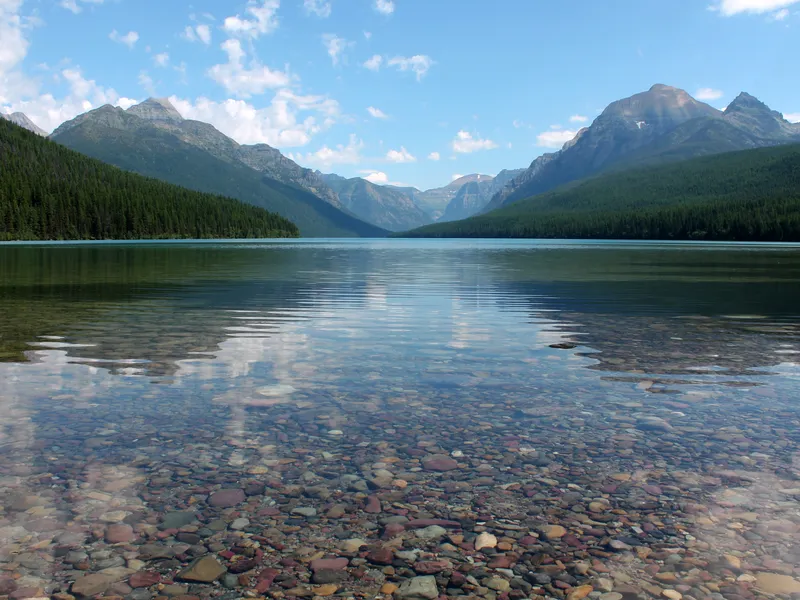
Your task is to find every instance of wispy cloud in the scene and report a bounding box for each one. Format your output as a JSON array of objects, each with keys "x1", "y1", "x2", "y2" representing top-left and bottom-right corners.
[
  {"x1": 695, "y1": 87, "x2": 724, "y2": 101},
  {"x1": 374, "y1": 0, "x2": 395, "y2": 15},
  {"x1": 109, "y1": 29, "x2": 139, "y2": 49},
  {"x1": 451, "y1": 130, "x2": 497, "y2": 153}
]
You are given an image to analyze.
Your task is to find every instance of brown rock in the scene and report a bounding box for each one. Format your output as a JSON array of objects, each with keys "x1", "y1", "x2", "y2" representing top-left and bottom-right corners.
[
  {"x1": 422, "y1": 455, "x2": 459, "y2": 472},
  {"x1": 208, "y1": 489, "x2": 245, "y2": 508},
  {"x1": 567, "y1": 585, "x2": 593, "y2": 600},
  {"x1": 756, "y1": 573, "x2": 800, "y2": 595},
  {"x1": 72, "y1": 575, "x2": 114, "y2": 598},
  {"x1": 105, "y1": 524, "x2": 135, "y2": 544},
  {"x1": 128, "y1": 573, "x2": 161, "y2": 588},
  {"x1": 310, "y1": 558, "x2": 349, "y2": 572},
  {"x1": 542, "y1": 525, "x2": 567, "y2": 539},
  {"x1": 177, "y1": 556, "x2": 226, "y2": 583}
]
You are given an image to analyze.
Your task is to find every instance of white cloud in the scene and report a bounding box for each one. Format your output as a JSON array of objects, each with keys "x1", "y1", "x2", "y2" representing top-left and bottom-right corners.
[
  {"x1": 451, "y1": 130, "x2": 498, "y2": 153},
  {"x1": 170, "y1": 89, "x2": 339, "y2": 148},
  {"x1": 773, "y1": 7, "x2": 792, "y2": 17},
  {"x1": 713, "y1": 0, "x2": 799, "y2": 15},
  {"x1": 223, "y1": 0, "x2": 280, "y2": 39},
  {"x1": 293, "y1": 133, "x2": 364, "y2": 167},
  {"x1": 428, "y1": 151, "x2": 440, "y2": 161},
  {"x1": 367, "y1": 106, "x2": 388, "y2": 119},
  {"x1": 451, "y1": 174, "x2": 463, "y2": 181},
  {"x1": 322, "y1": 34, "x2": 352, "y2": 66},
  {"x1": 60, "y1": 0, "x2": 105, "y2": 14},
  {"x1": 109, "y1": 30, "x2": 139, "y2": 49},
  {"x1": 363, "y1": 54, "x2": 383, "y2": 71},
  {"x1": 536, "y1": 128, "x2": 580, "y2": 148},
  {"x1": 0, "y1": 2, "x2": 134, "y2": 133},
  {"x1": 785, "y1": 112, "x2": 800, "y2": 123},
  {"x1": 153, "y1": 53, "x2": 169, "y2": 68},
  {"x1": 387, "y1": 55, "x2": 433, "y2": 81},
  {"x1": 3, "y1": 67, "x2": 135, "y2": 134},
  {"x1": 362, "y1": 170, "x2": 388, "y2": 184},
  {"x1": 374, "y1": 0, "x2": 395, "y2": 15},
  {"x1": 138, "y1": 71, "x2": 155, "y2": 95},
  {"x1": 183, "y1": 24, "x2": 212, "y2": 44},
  {"x1": 304, "y1": 0, "x2": 331, "y2": 17},
  {"x1": 569, "y1": 114, "x2": 588, "y2": 123},
  {"x1": 208, "y1": 38, "x2": 291, "y2": 97},
  {"x1": 386, "y1": 146, "x2": 415, "y2": 163},
  {"x1": 695, "y1": 87, "x2": 724, "y2": 101},
  {"x1": 364, "y1": 31, "x2": 372, "y2": 39}
]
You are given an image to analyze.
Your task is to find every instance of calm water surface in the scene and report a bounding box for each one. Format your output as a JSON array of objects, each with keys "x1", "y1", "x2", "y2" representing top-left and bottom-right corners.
[{"x1": 2, "y1": 239, "x2": 800, "y2": 599}]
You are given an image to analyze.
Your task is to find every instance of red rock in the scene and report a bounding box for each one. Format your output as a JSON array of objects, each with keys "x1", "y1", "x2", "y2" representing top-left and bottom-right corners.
[
  {"x1": 414, "y1": 560, "x2": 451, "y2": 574},
  {"x1": 383, "y1": 523, "x2": 405, "y2": 538},
  {"x1": 367, "y1": 548, "x2": 394, "y2": 565},
  {"x1": 0, "y1": 579, "x2": 18, "y2": 595},
  {"x1": 450, "y1": 572, "x2": 467, "y2": 588},
  {"x1": 488, "y1": 555, "x2": 513, "y2": 569},
  {"x1": 406, "y1": 519, "x2": 461, "y2": 529},
  {"x1": 364, "y1": 496, "x2": 382, "y2": 514},
  {"x1": 422, "y1": 455, "x2": 459, "y2": 472},
  {"x1": 105, "y1": 524, "x2": 136, "y2": 544},
  {"x1": 129, "y1": 573, "x2": 161, "y2": 588},
  {"x1": 518, "y1": 536, "x2": 538, "y2": 546},
  {"x1": 643, "y1": 485, "x2": 663, "y2": 495},
  {"x1": 255, "y1": 569, "x2": 279, "y2": 593},
  {"x1": 208, "y1": 489, "x2": 245, "y2": 508},
  {"x1": 229, "y1": 558, "x2": 259, "y2": 574},
  {"x1": 310, "y1": 558, "x2": 348, "y2": 572}
]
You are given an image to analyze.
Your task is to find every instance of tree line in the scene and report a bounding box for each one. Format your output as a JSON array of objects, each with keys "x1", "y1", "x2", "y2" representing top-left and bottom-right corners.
[
  {"x1": 0, "y1": 119, "x2": 299, "y2": 240},
  {"x1": 402, "y1": 143, "x2": 800, "y2": 241}
]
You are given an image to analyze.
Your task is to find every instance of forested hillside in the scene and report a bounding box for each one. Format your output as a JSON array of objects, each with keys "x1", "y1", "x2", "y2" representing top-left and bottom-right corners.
[
  {"x1": 0, "y1": 119, "x2": 298, "y2": 240},
  {"x1": 402, "y1": 143, "x2": 800, "y2": 241}
]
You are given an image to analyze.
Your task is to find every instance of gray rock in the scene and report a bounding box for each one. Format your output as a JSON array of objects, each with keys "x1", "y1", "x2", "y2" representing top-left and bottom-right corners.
[{"x1": 395, "y1": 576, "x2": 439, "y2": 599}]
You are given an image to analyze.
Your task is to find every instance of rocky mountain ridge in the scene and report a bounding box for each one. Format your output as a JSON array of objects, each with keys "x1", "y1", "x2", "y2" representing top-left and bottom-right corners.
[
  {"x1": 483, "y1": 84, "x2": 800, "y2": 212},
  {"x1": 50, "y1": 100, "x2": 386, "y2": 237},
  {"x1": 53, "y1": 98, "x2": 342, "y2": 209},
  {"x1": 1, "y1": 112, "x2": 47, "y2": 136},
  {"x1": 318, "y1": 173, "x2": 432, "y2": 232}
]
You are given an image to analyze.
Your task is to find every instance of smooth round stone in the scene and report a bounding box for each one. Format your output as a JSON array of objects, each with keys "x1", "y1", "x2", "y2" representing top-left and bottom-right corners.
[
  {"x1": 105, "y1": 524, "x2": 135, "y2": 544},
  {"x1": 474, "y1": 532, "x2": 498, "y2": 550},
  {"x1": 208, "y1": 489, "x2": 245, "y2": 508},
  {"x1": 542, "y1": 524, "x2": 567, "y2": 539},
  {"x1": 416, "y1": 525, "x2": 447, "y2": 539},
  {"x1": 230, "y1": 518, "x2": 250, "y2": 530},
  {"x1": 340, "y1": 538, "x2": 367, "y2": 552},
  {"x1": 486, "y1": 578, "x2": 510, "y2": 592},
  {"x1": 422, "y1": 455, "x2": 459, "y2": 472},
  {"x1": 292, "y1": 506, "x2": 317, "y2": 517},
  {"x1": 599, "y1": 594, "x2": 623, "y2": 600}
]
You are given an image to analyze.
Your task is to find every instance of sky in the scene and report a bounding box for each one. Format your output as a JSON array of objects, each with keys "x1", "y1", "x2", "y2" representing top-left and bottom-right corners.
[{"x1": 1, "y1": 0, "x2": 799, "y2": 190}]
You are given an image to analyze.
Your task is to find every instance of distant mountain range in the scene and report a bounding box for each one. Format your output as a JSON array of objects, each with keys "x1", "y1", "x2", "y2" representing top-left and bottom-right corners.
[
  {"x1": 482, "y1": 84, "x2": 800, "y2": 213},
  {"x1": 5, "y1": 82, "x2": 799, "y2": 239},
  {"x1": 49, "y1": 99, "x2": 385, "y2": 237},
  {"x1": 317, "y1": 173, "x2": 431, "y2": 232}
]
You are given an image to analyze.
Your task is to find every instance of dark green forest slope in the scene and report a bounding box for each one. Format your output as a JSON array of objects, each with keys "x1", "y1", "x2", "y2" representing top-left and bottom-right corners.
[
  {"x1": 0, "y1": 119, "x2": 298, "y2": 240},
  {"x1": 402, "y1": 144, "x2": 800, "y2": 241},
  {"x1": 52, "y1": 111, "x2": 387, "y2": 238}
]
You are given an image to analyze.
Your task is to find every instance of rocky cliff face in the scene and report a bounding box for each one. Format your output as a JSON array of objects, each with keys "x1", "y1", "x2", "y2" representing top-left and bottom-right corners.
[
  {"x1": 319, "y1": 174, "x2": 432, "y2": 232},
  {"x1": 440, "y1": 170, "x2": 525, "y2": 222},
  {"x1": 1, "y1": 112, "x2": 47, "y2": 136},
  {"x1": 485, "y1": 85, "x2": 800, "y2": 211}
]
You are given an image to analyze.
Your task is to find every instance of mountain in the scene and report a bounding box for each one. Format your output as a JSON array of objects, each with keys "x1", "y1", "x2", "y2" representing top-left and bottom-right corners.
[
  {"x1": 0, "y1": 118, "x2": 298, "y2": 241},
  {"x1": 483, "y1": 85, "x2": 800, "y2": 213},
  {"x1": 318, "y1": 173, "x2": 432, "y2": 232},
  {"x1": 402, "y1": 174, "x2": 494, "y2": 219},
  {"x1": 401, "y1": 143, "x2": 800, "y2": 241},
  {"x1": 50, "y1": 99, "x2": 386, "y2": 237},
  {"x1": 438, "y1": 169, "x2": 525, "y2": 222},
  {"x1": 1, "y1": 112, "x2": 47, "y2": 136}
]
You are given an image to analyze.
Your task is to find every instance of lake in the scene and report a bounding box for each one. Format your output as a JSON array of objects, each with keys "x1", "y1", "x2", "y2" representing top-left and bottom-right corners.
[{"x1": 2, "y1": 239, "x2": 800, "y2": 599}]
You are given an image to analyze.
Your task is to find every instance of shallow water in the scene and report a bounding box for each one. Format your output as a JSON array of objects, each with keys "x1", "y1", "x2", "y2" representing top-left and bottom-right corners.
[{"x1": 2, "y1": 239, "x2": 800, "y2": 599}]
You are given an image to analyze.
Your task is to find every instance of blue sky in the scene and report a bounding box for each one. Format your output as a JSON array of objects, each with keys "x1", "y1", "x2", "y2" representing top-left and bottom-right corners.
[{"x1": 1, "y1": 0, "x2": 799, "y2": 190}]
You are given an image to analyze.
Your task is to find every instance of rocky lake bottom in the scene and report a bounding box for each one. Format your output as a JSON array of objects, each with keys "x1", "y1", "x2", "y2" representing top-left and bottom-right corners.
[{"x1": 2, "y1": 240, "x2": 800, "y2": 600}]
